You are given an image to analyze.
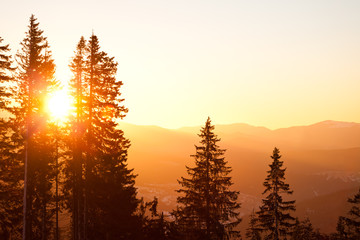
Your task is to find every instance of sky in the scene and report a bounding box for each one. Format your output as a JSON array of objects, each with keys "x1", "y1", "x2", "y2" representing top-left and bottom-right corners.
[{"x1": 1, "y1": 0, "x2": 360, "y2": 129}]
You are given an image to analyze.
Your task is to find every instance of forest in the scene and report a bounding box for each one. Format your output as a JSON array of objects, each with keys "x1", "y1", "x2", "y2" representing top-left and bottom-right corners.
[{"x1": 0, "y1": 15, "x2": 359, "y2": 240}]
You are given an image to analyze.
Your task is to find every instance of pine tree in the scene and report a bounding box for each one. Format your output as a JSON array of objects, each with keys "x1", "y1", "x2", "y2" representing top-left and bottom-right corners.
[
  {"x1": 0, "y1": 36, "x2": 13, "y2": 106},
  {"x1": 345, "y1": 189, "x2": 360, "y2": 233},
  {"x1": 336, "y1": 188, "x2": 360, "y2": 239},
  {"x1": 334, "y1": 217, "x2": 351, "y2": 240},
  {"x1": 256, "y1": 147, "x2": 295, "y2": 240},
  {"x1": 245, "y1": 210, "x2": 261, "y2": 240},
  {"x1": 139, "y1": 197, "x2": 172, "y2": 240},
  {"x1": 175, "y1": 117, "x2": 241, "y2": 240},
  {"x1": 291, "y1": 218, "x2": 319, "y2": 240},
  {"x1": 0, "y1": 36, "x2": 23, "y2": 239},
  {"x1": 63, "y1": 36, "x2": 87, "y2": 240},
  {"x1": 65, "y1": 34, "x2": 140, "y2": 239},
  {"x1": 9, "y1": 15, "x2": 57, "y2": 239}
]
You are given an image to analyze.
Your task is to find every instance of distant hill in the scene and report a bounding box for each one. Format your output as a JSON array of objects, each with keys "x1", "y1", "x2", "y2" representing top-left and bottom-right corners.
[
  {"x1": 118, "y1": 120, "x2": 360, "y2": 234},
  {"x1": 295, "y1": 186, "x2": 359, "y2": 234},
  {"x1": 179, "y1": 120, "x2": 360, "y2": 150}
]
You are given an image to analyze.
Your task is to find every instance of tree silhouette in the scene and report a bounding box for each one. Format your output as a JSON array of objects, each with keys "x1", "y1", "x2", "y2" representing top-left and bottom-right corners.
[
  {"x1": 291, "y1": 218, "x2": 321, "y2": 240},
  {"x1": 246, "y1": 210, "x2": 261, "y2": 240},
  {"x1": 256, "y1": 147, "x2": 295, "y2": 240},
  {"x1": 0, "y1": 36, "x2": 23, "y2": 239},
  {"x1": 335, "y1": 188, "x2": 360, "y2": 239},
  {"x1": 175, "y1": 117, "x2": 241, "y2": 240},
  {"x1": 64, "y1": 34, "x2": 139, "y2": 239},
  {"x1": 63, "y1": 36, "x2": 87, "y2": 240},
  {"x1": 9, "y1": 15, "x2": 58, "y2": 239},
  {"x1": 138, "y1": 197, "x2": 176, "y2": 240}
]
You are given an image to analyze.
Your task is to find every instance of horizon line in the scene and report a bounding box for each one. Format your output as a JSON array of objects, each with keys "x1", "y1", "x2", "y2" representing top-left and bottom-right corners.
[{"x1": 117, "y1": 119, "x2": 360, "y2": 131}]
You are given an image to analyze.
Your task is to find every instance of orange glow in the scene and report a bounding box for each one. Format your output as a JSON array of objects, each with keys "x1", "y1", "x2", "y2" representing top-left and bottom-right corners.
[
  {"x1": 100, "y1": 104, "x2": 115, "y2": 120},
  {"x1": 47, "y1": 89, "x2": 72, "y2": 122}
]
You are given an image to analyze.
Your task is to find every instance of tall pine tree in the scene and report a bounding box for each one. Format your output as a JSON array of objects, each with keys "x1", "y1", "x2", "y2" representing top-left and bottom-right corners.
[
  {"x1": 0, "y1": 36, "x2": 23, "y2": 239},
  {"x1": 63, "y1": 36, "x2": 86, "y2": 240},
  {"x1": 256, "y1": 148, "x2": 295, "y2": 240},
  {"x1": 175, "y1": 117, "x2": 241, "y2": 240},
  {"x1": 9, "y1": 15, "x2": 58, "y2": 240},
  {"x1": 65, "y1": 34, "x2": 140, "y2": 240}
]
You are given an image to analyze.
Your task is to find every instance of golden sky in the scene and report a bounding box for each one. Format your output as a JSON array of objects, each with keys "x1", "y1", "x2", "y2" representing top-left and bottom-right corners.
[{"x1": 2, "y1": 0, "x2": 360, "y2": 129}]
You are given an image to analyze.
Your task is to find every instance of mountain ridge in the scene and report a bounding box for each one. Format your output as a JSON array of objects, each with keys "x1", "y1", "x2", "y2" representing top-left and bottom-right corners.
[
  {"x1": 119, "y1": 120, "x2": 360, "y2": 132},
  {"x1": 116, "y1": 119, "x2": 360, "y2": 234}
]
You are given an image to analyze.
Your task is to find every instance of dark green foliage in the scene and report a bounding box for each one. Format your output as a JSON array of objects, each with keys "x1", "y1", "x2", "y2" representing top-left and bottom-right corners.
[
  {"x1": 175, "y1": 117, "x2": 241, "y2": 240},
  {"x1": 257, "y1": 148, "x2": 295, "y2": 240},
  {"x1": 246, "y1": 210, "x2": 261, "y2": 240}
]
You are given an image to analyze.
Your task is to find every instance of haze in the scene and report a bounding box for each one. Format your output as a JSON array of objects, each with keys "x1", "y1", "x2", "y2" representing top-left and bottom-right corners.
[
  {"x1": 2, "y1": 0, "x2": 360, "y2": 129},
  {"x1": 120, "y1": 120, "x2": 360, "y2": 233}
]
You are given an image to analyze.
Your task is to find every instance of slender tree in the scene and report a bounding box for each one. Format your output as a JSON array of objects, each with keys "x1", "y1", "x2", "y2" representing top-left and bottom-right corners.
[
  {"x1": 256, "y1": 148, "x2": 295, "y2": 240},
  {"x1": 63, "y1": 36, "x2": 86, "y2": 240},
  {"x1": 0, "y1": 36, "x2": 23, "y2": 239},
  {"x1": 246, "y1": 210, "x2": 261, "y2": 240},
  {"x1": 65, "y1": 34, "x2": 140, "y2": 239},
  {"x1": 9, "y1": 15, "x2": 57, "y2": 240},
  {"x1": 175, "y1": 117, "x2": 241, "y2": 240}
]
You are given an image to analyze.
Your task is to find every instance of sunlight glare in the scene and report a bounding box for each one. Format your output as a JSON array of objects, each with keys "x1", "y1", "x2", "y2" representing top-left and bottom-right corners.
[{"x1": 47, "y1": 89, "x2": 72, "y2": 122}]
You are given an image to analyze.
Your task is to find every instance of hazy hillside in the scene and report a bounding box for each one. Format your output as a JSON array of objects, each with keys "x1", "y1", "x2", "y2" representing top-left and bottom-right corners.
[
  {"x1": 118, "y1": 120, "x2": 360, "y2": 233},
  {"x1": 296, "y1": 187, "x2": 359, "y2": 233}
]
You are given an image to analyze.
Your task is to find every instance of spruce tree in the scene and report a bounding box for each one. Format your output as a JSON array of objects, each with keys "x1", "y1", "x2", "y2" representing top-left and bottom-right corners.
[
  {"x1": 65, "y1": 34, "x2": 139, "y2": 239},
  {"x1": 0, "y1": 36, "x2": 23, "y2": 239},
  {"x1": 256, "y1": 147, "x2": 295, "y2": 240},
  {"x1": 246, "y1": 210, "x2": 261, "y2": 240},
  {"x1": 290, "y1": 218, "x2": 319, "y2": 240},
  {"x1": 175, "y1": 117, "x2": 241, "y2": 240},
  {"x1": 64, "y1": 36, "x2": 86, "y2": 240},
  {"x1": 139, "y1": 197, "x2": 173, "y2": 240},
  {"x1": 336, "y1": 188, "x2": 360, "y2": 239},
  {"x1": 9, "y1": 15, "x2": 57, "y2": 239},
  {"x1": 334, "y1": 217, "x2": 351, "y2": 240},
  {"x1": 345, "y1": 189, "x2": 360, "y2": 233},
  {"x1": 0, "y1": 36, "x2": 13, "y2": 106}
]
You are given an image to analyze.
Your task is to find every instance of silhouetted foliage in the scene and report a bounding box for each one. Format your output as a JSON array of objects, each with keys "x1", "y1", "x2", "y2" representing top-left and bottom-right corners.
[
  {"x1": 334, "y1": 188, "x2": 360, "y2": 239},
  {"x1": 2, "y1": 13, "x2": 359, "y2": 240},
  {"x1": 0, "y1": 36, "x2": 23, "y2": 239},
  {"x1": 175, "y1": 117, "x2": 241, "y2": 240},
  {"x1": 256, "y1": 148, "x2": 295, "y2": 240},
  {"x1": 7, "y1": 15, "x2": 58, "y2": 239},
  {"x1": 246, "y1": 210, "x2": 261, "y2": 240},
  {"x1": 64, "y1": 34, "x2": 139, "y2": 240},
  {"x1": 291, "y1": 218, "x2": 322, "y2": 240},
  {"x1": 138, "y1": 197, "x2": 178, "y2": 240},
  {"x1": 63, "y1": 36, "x2": 87, "y2": 240}
]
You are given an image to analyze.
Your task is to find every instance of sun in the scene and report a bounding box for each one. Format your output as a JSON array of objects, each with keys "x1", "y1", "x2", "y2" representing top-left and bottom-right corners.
[{"x1": 47, "y1": 89, "x2": 72, "y2": 122}]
